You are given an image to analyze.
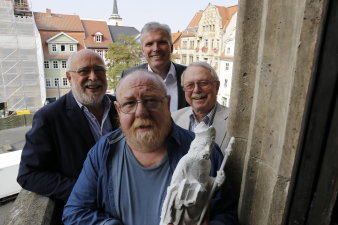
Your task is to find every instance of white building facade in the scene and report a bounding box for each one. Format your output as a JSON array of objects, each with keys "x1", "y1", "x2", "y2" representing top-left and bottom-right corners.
[{"x1": 173, "y1": 4, "x2": 237, "y2": 107}]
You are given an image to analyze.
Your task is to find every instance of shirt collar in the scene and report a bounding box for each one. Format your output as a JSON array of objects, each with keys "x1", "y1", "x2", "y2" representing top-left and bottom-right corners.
[
  {"x1": 189, "y1": 103, "x2": 218, "y2": 126},
  {"x1": 147, "y1": 62, "x2": 176, "y2": 82}
]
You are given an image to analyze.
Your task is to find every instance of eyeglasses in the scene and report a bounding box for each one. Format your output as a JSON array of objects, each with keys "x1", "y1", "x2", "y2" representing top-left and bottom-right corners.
[
  {"x1": 68, "y1": 66, "x2": 106, "y2": 77},
  {"x1": 117, "y1": 97, "x2": 167, "y2": 114},
  {"x1": 183, "y1": 80, "x2": 218, "y2": 92}
]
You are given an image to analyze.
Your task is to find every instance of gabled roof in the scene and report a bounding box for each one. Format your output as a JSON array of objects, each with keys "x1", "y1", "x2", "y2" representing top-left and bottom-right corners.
[
  {"x1": 187, "y1": 10, "x2": 203, "y2": 28},
  {"x1": 34, "y1": 9, "x2": 84, "y2": 31},
  {"x1": 108, "y1": 25, "x2": 140, "y2": 42},
  {"x1": 172, "y1": 32, "x2": 182, "y2": 50},
  {"x1": 46, "y1": 32, "x2": 79, "y2": 43},
  {"x1": 81, "y1": 19, "x2": 113, "y2": 48},
  {"x1": 172, "y1": 32, "x2": 182, "y2": 44},
  {"x1": 215, "y1": 5, "x2": 238, "y2": 28}
]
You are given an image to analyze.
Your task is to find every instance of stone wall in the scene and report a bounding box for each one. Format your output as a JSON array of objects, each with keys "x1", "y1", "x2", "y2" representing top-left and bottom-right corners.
[
  {"x1": 227, "y1": 0, "x2": 327, "y2": 224},
  {"x1": 0, "y1": 114, "x2": 33, "y2": 131}
]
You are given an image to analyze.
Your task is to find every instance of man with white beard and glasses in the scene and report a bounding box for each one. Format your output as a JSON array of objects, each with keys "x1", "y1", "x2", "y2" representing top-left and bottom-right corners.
[
  {"x1": 62, "y1": 69, "x2": 238, "y2": 225},
  {"x1": 17, "y1": 49, "x2": 118, "y2": 224}
]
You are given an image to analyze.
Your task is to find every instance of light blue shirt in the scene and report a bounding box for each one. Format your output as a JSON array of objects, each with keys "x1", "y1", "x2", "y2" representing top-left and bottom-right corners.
[
  {"x1": 75, "y1": 95, "x2": 112, "y2": 141},
  {"x1": 119, "y1": 144, "x2": 171, "y2": 225}
]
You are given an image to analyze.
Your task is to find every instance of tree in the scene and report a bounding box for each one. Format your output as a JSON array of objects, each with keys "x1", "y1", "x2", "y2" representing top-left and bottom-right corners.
[{"x1": 106, "y1": 34, "x2": 142, "y2": 89}]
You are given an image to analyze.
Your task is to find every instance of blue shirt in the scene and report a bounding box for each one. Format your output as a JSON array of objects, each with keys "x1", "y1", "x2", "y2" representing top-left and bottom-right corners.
[
  {"x1": 120, "y1": 145, "x2": 171, "y2": 225},
  {"x1": 189, "y1": 104, "x2": 217, "y2": 131},
  {"x1": 75, "y1": 95, "x2": 112, "y2": 141},
  {"x1": 63, "y1": 124, "x2": 238, "y2": 225}
]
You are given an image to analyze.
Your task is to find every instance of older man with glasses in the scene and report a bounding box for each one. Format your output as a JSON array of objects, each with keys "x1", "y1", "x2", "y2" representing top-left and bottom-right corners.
[
  {"x1": 172, "y1": 62, "x2": 229, "y2": 154},
  {"x1": 17, "y1": 49, "x2": 119, "y2": 224},
  {"x1": 63, "y1": 69, "x2": 238, "y2": 225}
]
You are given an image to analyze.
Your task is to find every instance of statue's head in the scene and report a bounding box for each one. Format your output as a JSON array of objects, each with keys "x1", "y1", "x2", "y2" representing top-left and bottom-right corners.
[{"x1": 189, "y1": 124, "x2": 216, "y2": 157}]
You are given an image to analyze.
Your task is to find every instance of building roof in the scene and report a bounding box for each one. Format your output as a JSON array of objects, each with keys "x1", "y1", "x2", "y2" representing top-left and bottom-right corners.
[
  {"x1": 34, "y1": 9, "x2": 84, "y2": 31},
  {"x1": 216, "y1": 5, "x2": 238, "y2": 28},
  {"x1": 187, "y1": 10, "x2": 203, "y2": 28},
  {"x1": 172, "y1": 32, "x2": 182, "y2": 44},
  {"x1": 172, "y1": 32, "x2": 182, "y2": 50},
  {"x1": 108, "y1": 25, "x2": 139, "y2": 42},
  {"x1": 81, "y1": 19, "x2": 113, "y2": 48}
]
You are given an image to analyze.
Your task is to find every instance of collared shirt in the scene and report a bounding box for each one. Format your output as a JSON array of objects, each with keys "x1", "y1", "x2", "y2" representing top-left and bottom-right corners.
[
  {"x1": 147, "y1": 62, "x2": 178, "y2": 112},
  {"x1": 189, "y1": 104, "x2": 218, "y2": 132},
  {"x1": 75, "y1": 95, "x2": 112, "y2": 141}
]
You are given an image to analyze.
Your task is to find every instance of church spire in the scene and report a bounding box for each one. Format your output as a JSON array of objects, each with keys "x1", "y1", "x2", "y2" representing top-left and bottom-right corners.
[
  {"x1": 113, "y1": 0, "x2": 118, "y2": 14},
  {"x1": 108, "y1": 0, "x2": 122, "y2": 26}
]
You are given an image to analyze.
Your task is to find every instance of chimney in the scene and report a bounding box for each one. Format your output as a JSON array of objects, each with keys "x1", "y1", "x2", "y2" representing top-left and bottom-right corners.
[{"x1": 46, "y1": 8, "x2": 51, "y2": 16}]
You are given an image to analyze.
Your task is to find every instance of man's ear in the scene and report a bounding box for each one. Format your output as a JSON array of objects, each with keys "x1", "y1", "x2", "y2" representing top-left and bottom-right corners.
[
  {"x1": 114, "y1": 101, "x2": 121, "y2": 114},
  {"x1": 215, "y1": 81, "x2": 220, "y2": 92},
  {"x1": 66, "y1": 72, "x2": 72, "y2": 84},
  {"x1": 166, "y1": 95, "x2": 171, "y2": 109}
]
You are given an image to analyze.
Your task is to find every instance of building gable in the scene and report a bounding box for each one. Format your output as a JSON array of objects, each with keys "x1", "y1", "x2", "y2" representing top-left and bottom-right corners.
[{"x1": 46, "y1": 32, "x2": 79, "y2": 44}]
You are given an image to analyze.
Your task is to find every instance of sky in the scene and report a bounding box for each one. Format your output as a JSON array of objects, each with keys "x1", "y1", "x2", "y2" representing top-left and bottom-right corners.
[{"x1": 30, "y1": 0, "x2": 238, "y2": 32}]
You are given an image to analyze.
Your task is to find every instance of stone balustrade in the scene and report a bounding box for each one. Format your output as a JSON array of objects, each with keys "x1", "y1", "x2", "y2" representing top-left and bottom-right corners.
[{"x1": 4, "y1": 189, "x2": 55, "y2": 225}]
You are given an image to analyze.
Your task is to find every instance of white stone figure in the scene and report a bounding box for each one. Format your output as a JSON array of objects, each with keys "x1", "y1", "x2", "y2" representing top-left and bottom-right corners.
[{"x1": 160, "y1": 124, "x2": 235, "y2": 225}]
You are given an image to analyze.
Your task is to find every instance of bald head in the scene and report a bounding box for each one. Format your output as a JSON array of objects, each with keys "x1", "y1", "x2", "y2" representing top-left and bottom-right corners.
[
  {"x1": 67, "y1": 49, "x2": 104, "y2": 72},
  {"x1": 116, "y1": 69, "x2": 167, "y2": 101}
]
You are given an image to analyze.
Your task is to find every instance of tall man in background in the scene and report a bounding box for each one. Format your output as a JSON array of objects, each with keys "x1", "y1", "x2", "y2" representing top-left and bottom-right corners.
[
  {"x1": 122, "y1": 22, "x2": 188, "y2": 111},
  {"x1": 17, "y1": 49, "x2": 118, "y2": 223}
]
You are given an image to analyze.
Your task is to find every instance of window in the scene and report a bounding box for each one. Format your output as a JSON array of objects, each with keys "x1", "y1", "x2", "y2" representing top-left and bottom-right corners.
[
  {"x1": 63, "y1": 78, "x2": 68, "y2": 86},
  {"x1": 52, "y1": 44, "x2": 57, "y2": 52},
  {"x1": 96, "y1": 50, "x2": 103, "y2": 57},
  {"x1": 224, "y1": 79, "x2": 228, "y2": 88},
  {"x1": 204, "y1": 39, "x2": 208, "y2": 47},
  {"x1": 53, "y1": 61, "x2": 58, "y2": 69},
  {"x1": 189, "y1": 55, "x2": 193, "y2": 64},
  {"x1": 69, "y1": 44, "x2": 74, "y2": 51},
  {"x1": 96, "y1": 35, "x2": 102, "y2": 42},
  {"x1": 45, "y1": 78, "x2": 51, "y2": 87},
  {"x1": 196, "y1": 56, "x2": 199, "y2": 61},
  {"x1": 183, "y1": 41, "x2": 187, "y2": 49},
  {"x1": 54, "y1": 78, "x2": 59, "y2": 86},
  {"x1": 222, "y1": 97, "x2": 228, "y2": 106},
  {"x1": 61, "y1": 61, "x2": 67, "y2": 68},
  {"x1": 190, "y1": 41, "x2": 194, "y2": 49},
  {"x1": 61, "y1": 45, "x2": 65, "y2": 51},
  {"x1": 226, "y1": 63, "x2": 230, "y2": 71},
  {"x1": 182, "y1": 55, "x2": 187, "y2": 65},
  {"x1": 44, "y1": 61, "x2": 49, "y2": 69},
  {"x1": 227, "y1": 47, "x2": 231, "y2": 54}
]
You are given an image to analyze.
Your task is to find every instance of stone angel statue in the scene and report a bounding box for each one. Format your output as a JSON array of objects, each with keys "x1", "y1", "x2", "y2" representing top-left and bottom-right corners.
[{"x1": 160, "y1": 124, "x2": 235, "y2": 225}]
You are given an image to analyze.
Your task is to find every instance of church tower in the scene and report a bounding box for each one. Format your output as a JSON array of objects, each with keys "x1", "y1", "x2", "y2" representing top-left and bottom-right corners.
[{"x1": 107, "y1": 0, "x2": 123, "y2": 26}]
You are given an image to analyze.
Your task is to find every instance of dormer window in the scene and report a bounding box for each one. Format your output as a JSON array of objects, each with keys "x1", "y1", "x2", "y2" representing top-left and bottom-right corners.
[{"x1": 94, "y1": 32, "x2": 103, "y2": 43}]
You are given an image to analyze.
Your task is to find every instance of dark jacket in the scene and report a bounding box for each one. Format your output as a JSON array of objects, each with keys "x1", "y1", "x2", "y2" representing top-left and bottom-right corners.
[
  {"x1": 17, "y1": 91, "x2": 118, "y2": 202},
  {"x1": 121, "y1": 63, "x2": 188, "y2": 110}
]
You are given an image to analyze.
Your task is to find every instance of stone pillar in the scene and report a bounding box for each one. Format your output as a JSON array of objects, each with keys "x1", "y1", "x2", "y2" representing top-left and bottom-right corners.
[
  {"x1": 226, "y1": 0, "x2": 264, "y2": 201},
  {"x1": 227, "y1": 0, "x2": 327, "y2": 224}
]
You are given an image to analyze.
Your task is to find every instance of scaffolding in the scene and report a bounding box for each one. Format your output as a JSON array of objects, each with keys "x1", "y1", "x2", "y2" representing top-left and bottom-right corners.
[{"x1": 0, "y1": 0, "x2": 45, "y2": 114}]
